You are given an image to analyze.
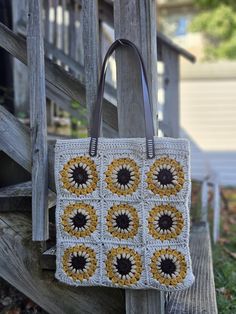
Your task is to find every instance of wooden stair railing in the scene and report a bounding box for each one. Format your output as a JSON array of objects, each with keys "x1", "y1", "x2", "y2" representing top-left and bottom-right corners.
[
  {"x1": 0, "y1": 1, "x2": 219, "y2": 314},
  {"x1": 0, "y1": 22, "x2": 118, "y2": 133}
]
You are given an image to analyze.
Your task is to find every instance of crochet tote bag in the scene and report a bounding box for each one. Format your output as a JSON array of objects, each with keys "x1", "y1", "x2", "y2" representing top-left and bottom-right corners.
[{"x1": 55, "y1": 39, "x2": 194, "y2": 291}]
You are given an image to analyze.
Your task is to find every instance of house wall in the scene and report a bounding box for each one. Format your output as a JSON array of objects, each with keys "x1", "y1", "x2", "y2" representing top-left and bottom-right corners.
[{"x1": 180, "y1": 61, "x2": 236, "y2": 186}]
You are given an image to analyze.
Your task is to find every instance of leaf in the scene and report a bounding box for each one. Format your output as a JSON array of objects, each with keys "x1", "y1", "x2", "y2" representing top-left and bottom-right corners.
[
  {"x1": 223, "y1": 222, "x2": 230, "y2": 233},
  {"x1": 71, "y1": 100, "x2": 80, "y2": 110},
  {"x1": 228, "y1": 216, "x2": 236, "y2": 225},
  {"x1": 223, "y1": 247, "x2": 236, "y2": 260},
  {"x1": 218, "y1": 237, "x2": 230, "y2": 245},
  {"x1": 216, "y1": 287, "x2": 227, "y2": 294},
  {"x1": 216, "y1": 287, "x2": 232, "y2": 300}
]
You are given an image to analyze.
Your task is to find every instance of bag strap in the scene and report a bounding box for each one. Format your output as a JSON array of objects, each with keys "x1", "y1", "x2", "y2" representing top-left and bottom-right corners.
[{"x1": 89, "y1": 38, "x2": 155, "y2": 159}]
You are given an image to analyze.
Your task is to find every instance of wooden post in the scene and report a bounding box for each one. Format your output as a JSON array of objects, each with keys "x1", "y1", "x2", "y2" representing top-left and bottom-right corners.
[
  {"x1": 114, "y1": 1, "x2": 164, "y2": 313},
  {"x1": 162, "y1": 46, "x2": 180, "y2": 138},
  {"x1": 213, "y1": 181, "x2": 220, "y2": 243},
  {"x1": 114, "y1": 0, "x2": 158, "y2": 138},
  {"x1": 12, "y1": 0, "x2": 28, "y2": 117},
  {"x1": 201, "y1": 179, "x2": 208, "y2": 222},
  {"x1": 27, "y1": 0, "x2": 48, "y2": 241},
  {"x1": 82, "y1": 0, "x2": 100, "y2": 134},
  {"x1": 75, "y1": 4, "x2": 84, "y2": 84},
  {"x1": 69, "y1": 0, "x2": 77, "y2": 62},
  {"x1": 61, "y1": 0, "x2": 66, "y2": 54}
]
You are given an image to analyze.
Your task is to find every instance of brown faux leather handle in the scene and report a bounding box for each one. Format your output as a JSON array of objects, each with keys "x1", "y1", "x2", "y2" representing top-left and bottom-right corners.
[{"x1": 89, "y1": 38, "x2": 155, "y2": 159}]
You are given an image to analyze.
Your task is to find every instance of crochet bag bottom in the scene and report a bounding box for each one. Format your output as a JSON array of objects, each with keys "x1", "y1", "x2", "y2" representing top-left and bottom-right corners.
[{"x1": 55, "y1": 137, "x2": 194, "y2": 291}]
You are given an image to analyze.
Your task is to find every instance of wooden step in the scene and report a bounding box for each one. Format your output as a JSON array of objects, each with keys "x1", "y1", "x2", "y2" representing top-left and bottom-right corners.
[
  {"x1": 0, "y1": 181, "x2": 56, "y2": 209},
  {"x1": 166, "y1": 223, "x2": 218, "y2": 314},
  {"x1": 0, "y1": 212, "x2": 217, "y2": 313},
  {"x1": 0, "y1": 212, "x2": 124, "y2": 314},
  {"x1": 42, "y1": 223, "x2": 218, "y2": 313},
  {"x1": 0, "y1": 181, "x2": 31, "y2": 197}
]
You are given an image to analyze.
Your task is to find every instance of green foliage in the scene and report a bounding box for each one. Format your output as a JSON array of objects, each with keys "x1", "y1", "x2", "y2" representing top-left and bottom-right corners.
[
  {"x1": 212, "y1": 188, "x2": 236, "y2": 313},
  {"x1": 190, "y1": 2, "x2": 236, "y2": 59},
  {"x1": 70, "y1": 99, "x2": 88, "y2": 127},
  {"x1": 71, "y1": 100, "x2": 81, "y2": 109},
  {"x1": 213, "y1": 230, "x2": 236, "y2": 313},
  {"x1": 17, "y1": 111, "x2": 27, "y2": 119},
  {"x1": 194, "y1": 0, "x2": 236, "y2": 9}
]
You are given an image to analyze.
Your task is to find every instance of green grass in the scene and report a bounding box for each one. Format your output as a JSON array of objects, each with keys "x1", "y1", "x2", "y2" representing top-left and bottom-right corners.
[
  {"x1": 212, "y1": 189, "x2": 236, "y2": 313},
  {"x1": 190, "y1": 185, "x2": 236, "y2": 313},
  {"x1": 213, "y1": 239, "x2": 236, "y2": 313}
]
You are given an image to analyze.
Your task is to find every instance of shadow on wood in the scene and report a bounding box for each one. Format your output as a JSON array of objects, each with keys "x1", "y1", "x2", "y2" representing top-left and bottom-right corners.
[{"x1": 0, "y1": 212, "x2": 125, "y2": 314}]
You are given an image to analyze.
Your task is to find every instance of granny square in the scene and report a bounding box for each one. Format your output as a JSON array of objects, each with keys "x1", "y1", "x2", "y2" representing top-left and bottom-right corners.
[{"x1": 55, "y1": 137, "x2": 194, "y2": 290}]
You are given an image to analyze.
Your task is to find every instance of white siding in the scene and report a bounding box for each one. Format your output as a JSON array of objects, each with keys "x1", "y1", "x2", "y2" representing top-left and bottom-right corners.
[{"x1": 180, "y1": 79, "x2": 236, "y2": 186}]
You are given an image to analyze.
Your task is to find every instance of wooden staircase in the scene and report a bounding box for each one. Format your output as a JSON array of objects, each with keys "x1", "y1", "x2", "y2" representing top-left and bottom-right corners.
[{"x1": 0, "y1": 1, "x2": 217, "y2": 313}]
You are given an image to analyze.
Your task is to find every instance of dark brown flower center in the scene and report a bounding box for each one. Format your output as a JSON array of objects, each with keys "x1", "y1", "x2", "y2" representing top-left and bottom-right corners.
[
  {"x1": 71, "y1": 255, "x2": 86, "y2": 270},
  {"x1": 160, "y1": 258, "x2": 176, "y2": 275},
  {"x1": 116, "y1": 257, "x2": 132, "y2": 275},
  {"x1": 72, "y1": 212, "x2": 87, "y2": 229},
  {"x1": 72, "y1": 166, "x2": 88, "y2": 184},
  {"x1": 156, "y1": 169, "x2": 173, "y2": 185},
  {"x1": 158, "y1": 214, "x2": 173, "y2": 230},
  {"x1": 117, "y1": 168, "x2": 131, "y2": 185},
  {"x1": 116, "y1": 214, "x2": 130, "y2": 229}
]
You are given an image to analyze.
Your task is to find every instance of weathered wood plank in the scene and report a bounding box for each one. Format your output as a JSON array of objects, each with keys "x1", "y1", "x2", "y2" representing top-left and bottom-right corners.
[
  {"x1": 0, "y1": 212, "x2": 125, "y2": 314},
  {"x1": 0, "y1": 105, "x2": 55, "y2": 192},
  {"x1": 43, "y1": 0, "x2": 50, "y2": 44},
  {"x1": 0, "y1": 181, "x2": 56, "y2": 209},
  {"x1": 113, "y1": 1, "x2": 163, "y2": 313},
  {"x1": 53, "y1": 0, "x2": 59, "y2": 53},
  {"x1": 0, "y1": 181, "x2": 31, "y2": 197},
  {"x1": 162, "y1": 45, "x2": 180, "y2": 138},
  {"x1": 0, "y1": 198, "x2": 31, "y2": 212},
  {"x1": 82, "y1": 0, "x2": 100, "y2": 134},
  {"x1": 12, "y1": 0, "x2": 28, "y2": 116},
  {"x1": 166, "y1": 223, "x2": 218, "y2": 314},
  {"x1": 68, "y1": 0, "x2": 77, "y2": 61},
  {"x1": 213, "y1": 182, "x2": 220, "y2": 243},
  {"x1": 27, "y1": 0, "x2": 48, "y2": 241},
  {"x1": 0, "y1": 21, "x2": 118, "y2": 132},
  {"x1": 44, "y1": 0, "x2": 55, "y2": 126},
  {"x1": 61, "y1": 0, "x2": 66, "y2": 54},
  {"x1": 0, "y1": 22, "x2": 82, "y2": 103},
  {"x1": 40, "y1": 225, "x2": 218, "y2": 313},
  {"x1": 45, "y1": 40, "x2": 117, "y2": 100},
  {"x1": 0, "y1": 106, "x2": 31, "y2": 172},
  {"x1": 45, "y1": 40, "x2": 84, "y2": 79},
  {"x1": 75, "y1": 4, "x2": 84, "y2": 65},
  {"x1": 45, "y1": 82, "x2": 87, "y2": 122},
  {"x1": 114, "y1": 0, "x2": 158, "y2": 138},
  {"x1": 201, "y1": 180, "x2": 208, "y2": 222},
  {"x1": 0, "y1": 105, "x2": 110, "y2": 194}
]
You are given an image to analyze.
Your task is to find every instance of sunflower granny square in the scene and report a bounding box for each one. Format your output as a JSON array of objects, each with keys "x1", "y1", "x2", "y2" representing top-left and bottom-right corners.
[{"x1": 55, "y1": 137, "x2": 195, "y2": 291}]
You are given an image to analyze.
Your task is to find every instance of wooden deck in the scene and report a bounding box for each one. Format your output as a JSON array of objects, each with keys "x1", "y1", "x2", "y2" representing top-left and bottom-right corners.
[
  {"x1": 166, "y1": 223, "x2": 218, "y2": 314},
  {"x1": 0, "y1": 211, "x2": 217, "y2": 314}
]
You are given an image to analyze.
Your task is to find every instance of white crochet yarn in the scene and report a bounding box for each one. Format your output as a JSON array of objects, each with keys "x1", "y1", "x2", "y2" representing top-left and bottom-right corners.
[{"x1": 54, "y1": 136, "x2": 194, "y2": 290}]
